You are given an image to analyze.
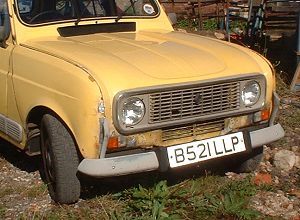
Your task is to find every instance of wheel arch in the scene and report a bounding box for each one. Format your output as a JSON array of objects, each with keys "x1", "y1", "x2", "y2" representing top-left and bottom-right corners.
[{"x1": 25, "y1": 105, "x2": 82, "y2": 158}]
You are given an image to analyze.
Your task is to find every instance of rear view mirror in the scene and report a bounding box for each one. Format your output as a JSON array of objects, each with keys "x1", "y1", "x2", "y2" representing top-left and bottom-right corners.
[
  {"x1": 0, "y1": 26, "x2": 5, "y2": 40},
  {"x1": 0, "y1": 26, "x2": 6, "y2": 47},
  {"x1": 0, "y1": 25, "x2": 9, "y2": 44}
]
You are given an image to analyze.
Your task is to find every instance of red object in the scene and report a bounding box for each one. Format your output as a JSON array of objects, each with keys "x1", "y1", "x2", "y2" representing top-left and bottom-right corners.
[
  {"x1": 253, "y1": 173, "x2": 272, "y2": 185},
  {"x1": 261, "y1": 109, "x2": 270, "y2": 121},
  {"x1": 107, "y1": 136, "x2": 119, "y2": 149}
]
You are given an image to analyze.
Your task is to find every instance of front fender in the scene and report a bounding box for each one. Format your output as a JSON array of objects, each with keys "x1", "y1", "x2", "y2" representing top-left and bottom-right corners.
[{"x1": 12, "y1": 45, "x2": 103, "y2": 158}]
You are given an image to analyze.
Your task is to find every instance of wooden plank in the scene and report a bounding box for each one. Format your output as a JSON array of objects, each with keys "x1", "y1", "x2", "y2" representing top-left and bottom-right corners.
[
  {"x1": 265, "y1": 24, "x2": 297, "y2": 28},
  {"x1": 271, "y1": 6, "x2": 300, "y2": 12},
  {"x1": 265, "y1": 12, "x2": 298, "y2": 17},
  {"x1": 265, "y1": 20, "x2": 296, "y2": 24}
]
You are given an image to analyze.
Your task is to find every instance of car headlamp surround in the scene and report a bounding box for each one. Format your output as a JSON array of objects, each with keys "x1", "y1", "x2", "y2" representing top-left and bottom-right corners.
[
  {"x1": 241, "y1": 80, "x2": 261, "y2": 107},
  {"x1": 119, "y1": 97, "x2": 145, "y2": 126}
]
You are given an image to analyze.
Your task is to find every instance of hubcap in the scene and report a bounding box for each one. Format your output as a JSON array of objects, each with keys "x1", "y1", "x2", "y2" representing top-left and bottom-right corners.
[
  {"x1": 44, "y1": 139, "x2": 55, "y2": 182},
  {"x1": 41, "y1": 128, "x2": 56, "y2": 192}
]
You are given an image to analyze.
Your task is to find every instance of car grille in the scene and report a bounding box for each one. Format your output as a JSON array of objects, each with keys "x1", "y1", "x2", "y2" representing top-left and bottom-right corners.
[
  {"x1": 162, "y1": 119, "x2": 225, "y2": 141},
  {"x1": 149, "y1": 81, "x2": 240, "y2": 123}
]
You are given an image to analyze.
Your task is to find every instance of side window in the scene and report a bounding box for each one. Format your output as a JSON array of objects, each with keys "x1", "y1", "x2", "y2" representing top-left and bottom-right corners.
[
  {"x1": 0, "y1": 0, "x2": 10, "y2": 43},
  {"x1": 18, "y1": 0, "x2": 32, "y2": 14},
  {"x1": 81, "y1": 0, "x2": 106, "y2": 17},
  {"x1": 56, "y1": 0, "x2": 76, "y2": 19},
  {"x1": 115, "y1": 0, "x2": 157, "y2": 16}
]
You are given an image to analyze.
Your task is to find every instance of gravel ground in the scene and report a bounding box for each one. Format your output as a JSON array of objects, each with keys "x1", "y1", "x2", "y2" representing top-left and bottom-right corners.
[{"x1": 0, "y1": 142, "x2": 53, "y2": 219}]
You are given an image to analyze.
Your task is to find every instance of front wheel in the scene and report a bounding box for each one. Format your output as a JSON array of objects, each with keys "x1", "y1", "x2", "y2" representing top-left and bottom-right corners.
[{"x1": 40, "y1": 114, "x2": 80, "y2": 204}]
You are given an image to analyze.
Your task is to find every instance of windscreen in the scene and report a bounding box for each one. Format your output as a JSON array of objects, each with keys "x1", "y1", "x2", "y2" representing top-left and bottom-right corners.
[{"x1": 16, "y1": 0, "x2": 159, "y2": 24}]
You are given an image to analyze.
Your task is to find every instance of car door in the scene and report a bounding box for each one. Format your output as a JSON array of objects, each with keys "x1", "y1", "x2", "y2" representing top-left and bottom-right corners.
[{"x1": 0, "y1": 0, "x2": 12, "y2": 131}]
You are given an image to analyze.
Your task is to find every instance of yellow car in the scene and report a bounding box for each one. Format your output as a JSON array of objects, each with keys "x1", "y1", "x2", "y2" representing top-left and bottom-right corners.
[{"x1": 0, "y1": 0, "x2": 284, "y2": 204}]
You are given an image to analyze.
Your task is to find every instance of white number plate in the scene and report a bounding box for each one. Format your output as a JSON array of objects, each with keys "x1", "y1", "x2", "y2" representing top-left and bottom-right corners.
[{"x1": 167, "y1": 132, "x2": 246, "y2": 168}]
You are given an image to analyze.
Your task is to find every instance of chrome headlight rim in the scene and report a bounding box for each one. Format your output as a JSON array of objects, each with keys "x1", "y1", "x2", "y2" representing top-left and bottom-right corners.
[
  {"x1": 119, "y1": 97, "x2": 145, "y2": 126},
  {"x1": 241, "y1": 80, "x2": 261, "y2": 107}
]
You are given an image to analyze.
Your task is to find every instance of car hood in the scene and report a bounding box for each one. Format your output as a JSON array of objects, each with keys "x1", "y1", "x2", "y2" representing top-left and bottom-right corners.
[{"x1": 23, "y1": 30, "x2": 266, "y2": 100}]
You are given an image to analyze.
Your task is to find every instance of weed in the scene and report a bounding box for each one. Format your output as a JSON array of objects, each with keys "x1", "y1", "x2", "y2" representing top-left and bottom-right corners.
[
  {"x1": 115, "y1": 180, "x2": 188, "y2": 219},
  {"x1": 120, "y1": 181, "x2": 173, "y2": 219},
  {"x1": 175, "y1": 17, "x2": 247, "y2": 33},
  {"x1": 175, "y1": 19, "x2": 189, "y2": 29},
  {"x1": 113, "y1": 175, "x2": 261, "y2": 220},
  {"x1": 176, "y1": 17, "x2": 218, "y2": 31},
  {"x1": 220, "y1": 176, "x2": 257, "y2": 197},
  {"x1": 203, "y1": 18, "x2": 218, "y2": 31},
  {"x1": 190, "y1": 176, "x2": 260, "y2": 220},
  {"x1": 110, "y1": 210, "x2": 132, "y2": 220}
]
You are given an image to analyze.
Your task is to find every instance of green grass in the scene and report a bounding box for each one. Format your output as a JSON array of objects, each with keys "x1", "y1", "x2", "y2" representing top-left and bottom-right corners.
[
  {"x1": 23, "y1": 183, "x2": 48, "y2": 198},
  {"x1": 203, "y1": 18, "x2": 218, "y2": 31},
  {"x1": 175, "y1": 18, "x2": 193, "y2": 29},
  {"x1": 18, "y1": 194, "x2": 122, "y2": 220},
  {"x1": 112, "y1": 175, "x2": 261, "y2": 220},
  {"x1": 0, "y1": 184, "x2": 48, "y2": 200}
]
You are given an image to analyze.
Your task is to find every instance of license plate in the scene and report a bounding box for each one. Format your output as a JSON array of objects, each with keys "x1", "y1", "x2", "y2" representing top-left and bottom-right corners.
[{"x1": 167, "y1": 132, "x2": 246, "y2": 168}]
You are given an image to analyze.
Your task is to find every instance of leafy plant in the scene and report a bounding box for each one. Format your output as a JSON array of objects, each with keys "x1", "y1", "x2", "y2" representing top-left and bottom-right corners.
[
  {"x1": 203, "y1": 18, "x2": 218, "y2": 31},
  {"x1": 220, "y1": 176, "x2": 257, "y2": 197},
  {"x1": 191, "y1": 176, "x2": 260, "y2": 220},
  {"x1": 176, "y1": 19, "x2": 189, "y2": 29},
  {"x1": 113, "y1": 175, "x2": 261, "y2": 220},
  {"x1": 115, "y1": 180, "x2": 183, "y2": 219}
]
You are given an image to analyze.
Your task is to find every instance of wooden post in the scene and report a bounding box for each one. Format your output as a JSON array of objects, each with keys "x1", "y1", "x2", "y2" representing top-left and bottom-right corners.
[
  {"x1": 217, "y1": 1, "x2": 220, "y2": 27},
  {"x1": 171, "y1": 0, "x2": 175, "y2": 12},
  {"x1": 291, "y1": 11, "x2": 300, "y2": 92},
  {"x1": 290, "y1": 57, "x2": 300, "y2": 92},
  {"x1": 198, "y1": 0, "x2": 203, "y2": 30}
]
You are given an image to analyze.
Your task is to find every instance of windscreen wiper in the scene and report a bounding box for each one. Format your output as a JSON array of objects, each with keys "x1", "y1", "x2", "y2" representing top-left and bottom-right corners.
[
  {"x1": 75, "y1": 0, "x2": 93, "y2": 25},
  {"x1": 115, "y1": 0, "x2": 138, "y2": 23}
]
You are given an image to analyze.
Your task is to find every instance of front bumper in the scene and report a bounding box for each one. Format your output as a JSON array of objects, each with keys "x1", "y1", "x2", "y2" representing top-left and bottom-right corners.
[{"x1": 77, "y1": 123, "x2": 284, "y2": 177}]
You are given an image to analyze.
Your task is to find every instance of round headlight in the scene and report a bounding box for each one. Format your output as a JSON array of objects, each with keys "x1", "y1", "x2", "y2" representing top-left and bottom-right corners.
[
  {"x1": 242, "y1": 81, "x2": 261, "y2": 106},
  {"x1": 120, "y1": 97, "x2": 145, "y2": 126}
]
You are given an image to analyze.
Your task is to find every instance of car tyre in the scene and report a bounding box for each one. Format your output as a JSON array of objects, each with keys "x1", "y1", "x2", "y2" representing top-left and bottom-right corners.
[{"x1": 40, "y1": 114, "x2": 80, "y2": 204}]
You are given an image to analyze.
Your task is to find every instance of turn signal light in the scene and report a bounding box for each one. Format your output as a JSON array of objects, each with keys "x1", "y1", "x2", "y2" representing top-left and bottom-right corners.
[
  {"x1": 254, "y1": 109, "x2": 270, "y2": 122},
  {"x1": 261, "y1": 109, "x2": 270, "y2": 121},
  {"x1": 107, "y1": 136, "x2": 119, "y2": 149}
]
